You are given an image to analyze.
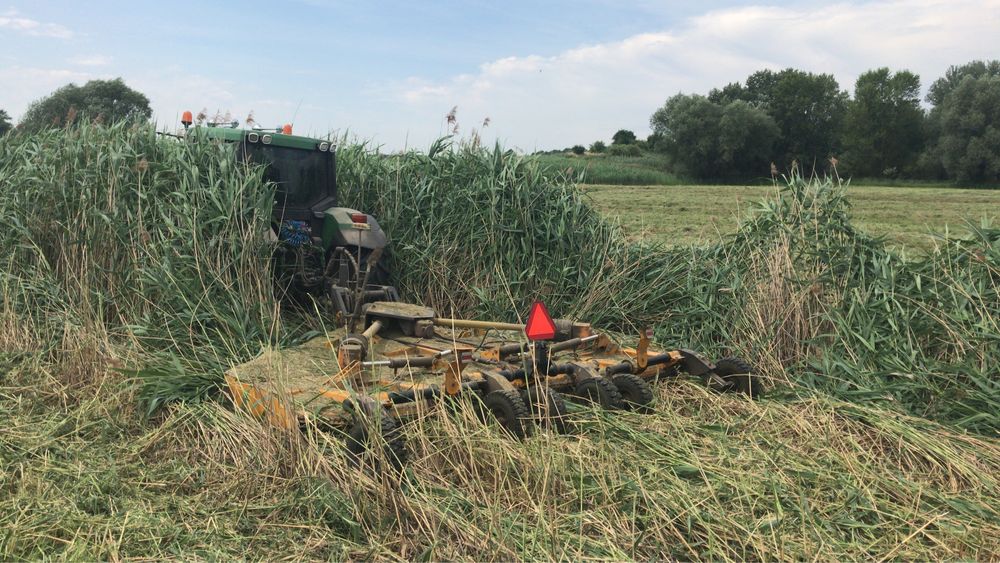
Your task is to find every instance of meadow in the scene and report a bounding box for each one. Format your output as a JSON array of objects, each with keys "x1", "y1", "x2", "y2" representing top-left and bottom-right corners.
[
  {"x1": 585, "y1": 183, "x2": 1000, "y2": 250},
  {"x1": 534, "y1": 152, "x2": 682, "y2": 186},
  {"x1": 1, "y1": 125, "x2": 998, "y2": 560}
]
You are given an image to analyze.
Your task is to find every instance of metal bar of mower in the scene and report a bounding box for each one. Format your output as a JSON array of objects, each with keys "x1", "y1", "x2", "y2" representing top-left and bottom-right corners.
[
  {"x1": 487, "y1": 333, "x2": 601, "y2": 363},
  {"x1": 363, "y1": 349, "x2": 455, "y2": 370},
  {"x1": 385, "y1": 379, "x2": 485, "y2": 405},
  {"x1": 432, "y1": 318, "x2": 525, "y2": 332}
]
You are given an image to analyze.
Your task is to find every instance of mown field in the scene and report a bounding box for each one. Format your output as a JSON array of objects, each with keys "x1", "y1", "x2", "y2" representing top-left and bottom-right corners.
[
  {"x1": 585, "y1": 183, "x2": 1000, "y2": 250},
  {"x1": 2, "y1": 125, "x2": 998, "y2": 560}
]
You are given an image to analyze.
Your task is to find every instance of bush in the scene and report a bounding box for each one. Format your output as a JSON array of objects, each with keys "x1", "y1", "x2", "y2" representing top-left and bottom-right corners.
[
  {"x1": 571, "y1": 145, "x2": 585, "y2": 155},
  {"x1": 589, "y1": 140, "x2": 606, "y2": 153},
  {"x1": 608, "y1": 143, "x2": 642, "y2": 157}
]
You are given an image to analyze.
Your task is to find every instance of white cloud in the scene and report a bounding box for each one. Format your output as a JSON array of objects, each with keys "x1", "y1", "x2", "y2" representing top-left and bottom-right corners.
[
  {"x1": 0, "y1": 10, "x2": 72, "y2": 39},
  {"x1": 69, "y1": 55, "x2": 112, "y2": 67},
  {"x1": 384, "y1": 0, "x2": 1000, "y2": 150},
  {"x1": 0, "y1": 66, "x2": 95, "y2": 120}
]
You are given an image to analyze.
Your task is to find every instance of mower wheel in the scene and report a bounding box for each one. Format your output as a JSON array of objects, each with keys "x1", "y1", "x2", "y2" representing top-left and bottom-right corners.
[
  {"x1": 345, "y1": 410, "x2": 408, "y2": 472},
  {"x1": 574, "y1": 376, "x2": 624, "y2": 410},
  {"x1": 713, "y1": 356, "x2": 763, "y2": 399},
  {"x1": 484, "y1": 390, "x2": 533, "y2": 439},
  {"x1": 522, "y1": 387, "x2": 569, "y2": 433},
  {"x1": 612, "y1": 373, "x2": 655, "y2": 413}
]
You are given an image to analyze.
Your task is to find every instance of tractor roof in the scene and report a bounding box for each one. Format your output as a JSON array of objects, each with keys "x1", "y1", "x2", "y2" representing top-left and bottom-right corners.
[{"x1": 191, "y1": 125, "x2": 332, "y2": 151}]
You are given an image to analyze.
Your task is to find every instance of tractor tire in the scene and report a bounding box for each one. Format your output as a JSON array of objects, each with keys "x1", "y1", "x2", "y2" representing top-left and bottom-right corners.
[
  {"x1": 612, "y1": 373, "x2": 655, "y2": 413},
  {"x1": 713, "y1": 356, "x2": 763, "y2": 399},
  {"x1": 521, "y1": 387, "x2": 569, "y2": 433},
  {"x1": 574, "y1": 377, "x2": 624, "y2": 410},
  {"x1": 344, "y1": 411, "x2": 408, "y2": 472},
  {"x1": 484, "y1": 390, "x2": 533, "y2": 439}
]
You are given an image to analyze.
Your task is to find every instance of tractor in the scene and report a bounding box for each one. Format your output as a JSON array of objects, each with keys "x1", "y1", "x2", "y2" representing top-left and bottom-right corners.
[
  {"x1": 183, "y1": 113, "x2": 763, "y2": 471},
  {"x1": 182, "y1": 112, "x2": 395, "y2": 320}
]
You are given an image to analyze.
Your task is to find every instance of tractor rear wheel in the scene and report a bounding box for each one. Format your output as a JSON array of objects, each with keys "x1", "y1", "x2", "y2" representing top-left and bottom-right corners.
[
  {"x1": 713, "y1": 356, "x2": 763, "y2": 398},
  {"x1": 522, "y1": 387, "x2": 569, "y2": 433},
  {"x1": 612, "y1": 373, "x2": 655, "y2": 413},
  {"x1": 484, "y1": 390, "x2": 533, "y2": 439},
  {"x1": 344, "y1": 411, "x2": 408, "y2": 472},
  {"x1": 574, "y1": 377, "x2": 624, "y2": 410}
]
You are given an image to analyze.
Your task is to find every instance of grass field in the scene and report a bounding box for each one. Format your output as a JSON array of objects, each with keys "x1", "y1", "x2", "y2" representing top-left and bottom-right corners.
[
  {"x1": 535, "y1": 152, "x2": 682, "y2": 185},
  {"x1": 2, "y1": 126, "x2": 999, "y2": 560},
  {"x1": 585, "y1": 183, "x2": 1000, "y2": 249}
]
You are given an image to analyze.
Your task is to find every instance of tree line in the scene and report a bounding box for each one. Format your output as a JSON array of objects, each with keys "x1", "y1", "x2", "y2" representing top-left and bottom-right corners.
[
  {"x1": 649, "y1": 61, "x2": 1000, "y2": 184},
  {"x1": 4, "y1": 63, "x2": 999, "y2": 185}
]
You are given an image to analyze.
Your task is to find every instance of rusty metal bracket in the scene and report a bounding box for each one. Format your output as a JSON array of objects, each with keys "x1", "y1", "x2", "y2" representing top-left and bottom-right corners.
[{"x1": 636, "y1": 328, "x2": 651, "y2": 373}]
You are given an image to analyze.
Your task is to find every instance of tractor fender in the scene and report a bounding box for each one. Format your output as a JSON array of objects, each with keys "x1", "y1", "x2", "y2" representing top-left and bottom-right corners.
[{"x1": 321, "y1": 207, "x2": 388, "y2": 251}]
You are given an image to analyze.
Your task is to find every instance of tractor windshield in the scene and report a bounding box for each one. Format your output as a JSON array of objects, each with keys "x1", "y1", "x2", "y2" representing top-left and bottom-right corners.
[{"x1": 245, "y1": 144, "x2": 334, "y2": 209}]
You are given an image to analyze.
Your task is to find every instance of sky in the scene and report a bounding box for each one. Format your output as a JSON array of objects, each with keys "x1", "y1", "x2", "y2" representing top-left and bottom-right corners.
[{"x1": 2, "y1": 0, "x2": 999, "y2": 151}]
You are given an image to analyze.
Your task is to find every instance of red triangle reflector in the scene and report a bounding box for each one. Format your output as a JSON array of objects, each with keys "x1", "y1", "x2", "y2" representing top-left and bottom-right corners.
[{"x1": 525, "y1": 301, "x2": 556, "y2": 341}]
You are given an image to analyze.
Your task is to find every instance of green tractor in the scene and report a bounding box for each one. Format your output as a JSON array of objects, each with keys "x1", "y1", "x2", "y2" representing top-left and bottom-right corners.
[{"x1": 182, "y1": 114, "x2": 397, "y2": 318}]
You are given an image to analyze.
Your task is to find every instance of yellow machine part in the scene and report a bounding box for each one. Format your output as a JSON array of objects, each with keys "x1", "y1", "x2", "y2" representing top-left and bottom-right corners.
[{"x1": 225, "y1": 374, "x2": 298, "y2": 430}]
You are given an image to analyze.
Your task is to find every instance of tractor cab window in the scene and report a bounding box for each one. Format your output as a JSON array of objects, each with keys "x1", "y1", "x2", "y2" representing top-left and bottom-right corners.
[{"x1": 244, "y1": 144, "x2": 333, "y2": 208}]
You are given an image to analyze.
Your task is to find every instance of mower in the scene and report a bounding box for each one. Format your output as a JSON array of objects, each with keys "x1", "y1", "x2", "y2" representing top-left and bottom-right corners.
[{"x1": 183, "y1": 113, "x2": 762, "y2": 469}]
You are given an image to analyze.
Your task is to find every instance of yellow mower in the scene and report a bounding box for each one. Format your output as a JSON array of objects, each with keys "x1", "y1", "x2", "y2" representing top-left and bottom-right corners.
[{"x1": 225, "y1": 299, "x2": 761, "y2": 469}]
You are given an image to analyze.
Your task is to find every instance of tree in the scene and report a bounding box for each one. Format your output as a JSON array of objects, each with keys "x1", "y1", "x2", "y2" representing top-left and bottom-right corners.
[
  {"x1": 715, "y1": 69, "x2": 848, "y2": 167},
  {"x1": 921, "y1": 60, "x2": 1000, "y2": 183},
  {"x1": 19, "y1": 78, "x2": 151, "y2": 131},
  {"x1": 926, "y1": 60, "x2": 1000, "y2": 106},
  {"x1": 717, "y1": 101, "x2": 780, "y2": 178},
  {"x1": 753, "y1": 69, "x2": 848, "y2": 166},
  {"x1": 589, "y1": 140, "x2": 606, "y2": 153},
  {"x1": 650, "y1": 94, "x2": 777, "y2": 179},
  {"x1": 842, "y1": 68, "x2": 925, "y2": 177},
  {"x1": 0, "y1": 109, "x2": 12, "y2": 136},
  {"x1": 571, "y1": 145, "x2": 586, "y2": 155},
  {"x1": 935, "y1": 73, "x2": 1000, "y2": 182},
  {"x1": 645, "y1": 132, "x2": 664, "y2": 151},
  {"x1": 650, "y1": 94, "x2": 722, "y2": 178},
  {"x1": 707, "y1": 82, "x2": 746, "y2": 105},
  {"x1": 611, "y1": 129, "x2": 636, "y2": 145}
]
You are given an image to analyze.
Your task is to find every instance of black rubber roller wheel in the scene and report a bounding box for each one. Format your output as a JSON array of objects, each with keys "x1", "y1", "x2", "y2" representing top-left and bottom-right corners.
[
  {"x1": 522, "y1": 387, "x2": 569, "y2": 433},
  {"x1": 713, "y1": 356, "x2": 763, "y2": 399},
  {"x1": 345, "y1": 410, "x2": 408, "y2": 472},
  {"x1": 484, "y1": 390, "x2": 533, "y2": 439},
  {"x1": 574, "y1": 377, "x2": 624, "y2": 410},
  {"x1": 612, "y1": 373, "x2": 655, "y2": 413}
]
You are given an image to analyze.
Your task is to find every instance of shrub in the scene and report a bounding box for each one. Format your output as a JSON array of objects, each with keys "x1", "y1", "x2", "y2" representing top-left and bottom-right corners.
[{"x1": 608, "y1": 143, "x2": 642, "y2": 157}]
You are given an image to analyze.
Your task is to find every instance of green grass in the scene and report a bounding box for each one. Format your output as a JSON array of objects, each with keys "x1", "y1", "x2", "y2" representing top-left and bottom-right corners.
[
  {"x1": 584, "y1": 183, "x2": 1000, "y2": 250},
  {"x1": 534, "y1": 152, "x2": 682, "y2": 185}
]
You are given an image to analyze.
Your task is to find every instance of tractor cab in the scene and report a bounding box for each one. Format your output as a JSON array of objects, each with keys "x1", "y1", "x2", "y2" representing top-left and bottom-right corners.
[{"x1": 181, "y1": 112, "x2": 393, "y2": 316}]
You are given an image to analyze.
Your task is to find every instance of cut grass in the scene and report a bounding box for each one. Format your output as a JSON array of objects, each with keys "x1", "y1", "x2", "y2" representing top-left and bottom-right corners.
[
  {"x1": 584, "y1": 183, "x2": 1000, "y2": 250},
  {"x1": 3, "y1": 360, "x2": 998, "y2": 560}
]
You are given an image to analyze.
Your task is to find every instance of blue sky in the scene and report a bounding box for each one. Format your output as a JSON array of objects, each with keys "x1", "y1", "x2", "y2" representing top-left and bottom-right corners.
[{"x1": 2, "y1": 1, "x2": 999, "y2": 150}]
